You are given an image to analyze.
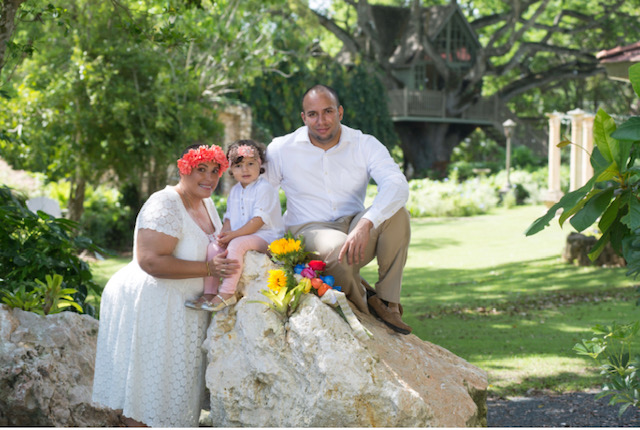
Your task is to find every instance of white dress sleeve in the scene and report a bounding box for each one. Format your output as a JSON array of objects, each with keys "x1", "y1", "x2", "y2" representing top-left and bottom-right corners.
[{"x1": 137, "y1": 189, "x2": 183, "y2": 239}]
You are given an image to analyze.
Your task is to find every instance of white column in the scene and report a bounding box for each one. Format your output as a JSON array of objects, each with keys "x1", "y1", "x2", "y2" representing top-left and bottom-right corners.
[
  {"x1": 581, "y1": 114, "x2": 595, "y2": 187},
  {"x1": 568, "y1": 109, "x2": 585, "y2": 191},
  {"x1": 544, "y1": 112, "x2": 563, "y2": 206}
]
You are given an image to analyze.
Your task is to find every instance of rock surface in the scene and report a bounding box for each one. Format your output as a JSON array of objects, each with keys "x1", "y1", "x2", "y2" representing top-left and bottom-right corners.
[
  {"x1": 0, "y1": 305, "x2": 121, "y2": 426},
  {"x1": 204, "y1": 252, "x2": 488, "y2": 427}
]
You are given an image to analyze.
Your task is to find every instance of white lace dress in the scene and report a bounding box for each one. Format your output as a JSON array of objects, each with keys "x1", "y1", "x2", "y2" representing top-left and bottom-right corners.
[{"x1": 92, "y1": 186, "x2": 222, "y2": 427}]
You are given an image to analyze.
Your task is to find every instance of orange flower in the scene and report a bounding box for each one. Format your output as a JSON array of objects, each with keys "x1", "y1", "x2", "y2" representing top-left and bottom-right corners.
[{"x1": 317, "y1": 283, "x2": 331, "y2": 297}]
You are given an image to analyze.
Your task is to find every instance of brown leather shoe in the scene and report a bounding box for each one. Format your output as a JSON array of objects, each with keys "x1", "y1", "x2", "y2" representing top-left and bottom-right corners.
[
  {"x1": 367, "y1": 295, "x2": 412, "y2": 335},
  {"x1": 361, "y1": 277, "x2": 403, "y2": 316}
]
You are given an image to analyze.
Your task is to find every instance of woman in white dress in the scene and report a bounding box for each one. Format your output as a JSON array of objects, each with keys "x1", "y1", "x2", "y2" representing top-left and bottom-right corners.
[{"x1": 92, "y1": 144, "x2": 240, "y2": 427}]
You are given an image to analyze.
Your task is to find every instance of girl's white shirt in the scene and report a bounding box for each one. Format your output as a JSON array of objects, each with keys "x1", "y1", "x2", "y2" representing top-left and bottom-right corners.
[{"x1": 223, "y1": 175, "x2": 285, "y2": 244}]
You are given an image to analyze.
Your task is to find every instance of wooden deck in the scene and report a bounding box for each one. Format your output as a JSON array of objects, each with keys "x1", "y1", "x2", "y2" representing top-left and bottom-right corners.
[{"x1": 387, "y1": 89, "x2": 501, "y2": 125}]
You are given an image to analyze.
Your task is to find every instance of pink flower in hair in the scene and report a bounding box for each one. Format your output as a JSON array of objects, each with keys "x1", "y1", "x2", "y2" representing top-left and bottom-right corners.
[{"x1": 237, "y1": 145, "x2": 256, "y2": 158}]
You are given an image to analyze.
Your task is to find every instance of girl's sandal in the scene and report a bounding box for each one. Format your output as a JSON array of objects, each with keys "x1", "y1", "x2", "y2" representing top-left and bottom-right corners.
[
  {"x1": 185, "y1": 296, "x2": 216, "y2": 311},
  {"x1": 201, "y1": 295, "x2": 238, "y2": 312}
]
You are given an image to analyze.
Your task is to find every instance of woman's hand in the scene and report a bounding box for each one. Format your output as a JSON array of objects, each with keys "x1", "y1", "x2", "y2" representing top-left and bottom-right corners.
[{"x1": 209, "y1": 249, "x2": 240, "y2": 278}]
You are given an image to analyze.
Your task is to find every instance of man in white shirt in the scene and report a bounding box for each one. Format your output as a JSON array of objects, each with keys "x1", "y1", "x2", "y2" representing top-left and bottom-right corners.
[{"x1": 266, "y1": 84, "x2": 411, "y2": 334}]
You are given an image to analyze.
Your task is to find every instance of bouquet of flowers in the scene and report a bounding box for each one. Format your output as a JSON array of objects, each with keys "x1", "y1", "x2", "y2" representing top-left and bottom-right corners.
[{"x1": 256, "y1": 233, "x2": 342, "y2": 317}]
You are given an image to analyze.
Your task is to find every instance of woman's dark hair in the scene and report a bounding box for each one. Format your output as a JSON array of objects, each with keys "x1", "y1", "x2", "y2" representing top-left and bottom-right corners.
[
  {"x1": 182, "y1": 142, "x2": 205, "y2": 156},
  {"x1": 226, "y1": 139, "x2": 267, "y2": 178}
]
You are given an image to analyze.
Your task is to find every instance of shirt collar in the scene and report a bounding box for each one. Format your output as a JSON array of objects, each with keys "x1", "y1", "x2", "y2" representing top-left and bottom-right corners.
[
  {"x1": 293, "y1": 124, "x2": 349, "y2": 151},
  {"x1": 242, "y1": 176, "x2": 263, "y2": 191}
]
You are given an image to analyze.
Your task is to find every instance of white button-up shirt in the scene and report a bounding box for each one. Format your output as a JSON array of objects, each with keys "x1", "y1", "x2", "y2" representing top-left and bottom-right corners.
[
  {"x1": 223, "y1": 176, "x2": 285, "y2": 244},
  {"x1": 266, "y1": 124, "x2": 409, "y2": 229}
]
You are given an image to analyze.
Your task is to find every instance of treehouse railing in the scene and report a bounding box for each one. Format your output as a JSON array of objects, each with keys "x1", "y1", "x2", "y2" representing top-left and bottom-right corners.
[{"x1": 387, "y1": 89, "x2": 500, "y2": 123}]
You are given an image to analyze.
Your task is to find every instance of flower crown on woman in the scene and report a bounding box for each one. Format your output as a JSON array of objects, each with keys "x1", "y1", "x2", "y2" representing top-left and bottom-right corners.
[
  {"x1": 177, "y1": 144, "x2": 229, "y2": 177},
  {"x1": 226, "y1": 139, "x2": 267, "y2": 178}
]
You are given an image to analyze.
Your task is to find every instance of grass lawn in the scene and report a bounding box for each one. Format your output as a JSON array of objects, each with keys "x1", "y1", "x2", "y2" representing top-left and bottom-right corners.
[
  {"x1": 360, "y1": 204, "x2": 639, "y2": 397},
  {"x1": 91, "y1": 204, "x2": 639, "y2": 397}
]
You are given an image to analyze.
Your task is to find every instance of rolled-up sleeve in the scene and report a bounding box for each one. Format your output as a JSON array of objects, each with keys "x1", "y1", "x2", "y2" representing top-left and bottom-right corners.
[{"x1": 363, "y1": 138, "x2": 409, "y2": 228}]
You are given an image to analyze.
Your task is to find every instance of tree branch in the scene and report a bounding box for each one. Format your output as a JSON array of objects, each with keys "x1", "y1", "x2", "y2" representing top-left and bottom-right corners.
[
  {"x1": 498, "y1": 61, "x2": 605, "y2": 101},
  {"x1": 310, "y1": 8, "x2": 360, "y2": 57}
]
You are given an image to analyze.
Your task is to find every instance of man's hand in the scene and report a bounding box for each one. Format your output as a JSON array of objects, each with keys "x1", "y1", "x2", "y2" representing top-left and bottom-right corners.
[{"x1": 338, "y1": 218, "x2": 373, "y2": 265}]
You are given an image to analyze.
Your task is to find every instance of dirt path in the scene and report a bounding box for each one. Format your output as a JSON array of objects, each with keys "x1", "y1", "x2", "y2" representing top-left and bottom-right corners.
[{"x1": 487, "y1": 390, "x2": 640, "y2": 427}]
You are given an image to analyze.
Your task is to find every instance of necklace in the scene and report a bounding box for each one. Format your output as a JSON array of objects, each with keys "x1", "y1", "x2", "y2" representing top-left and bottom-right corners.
[{"x1": 178, "y1": 187, "x2": 215, "y2": 236}]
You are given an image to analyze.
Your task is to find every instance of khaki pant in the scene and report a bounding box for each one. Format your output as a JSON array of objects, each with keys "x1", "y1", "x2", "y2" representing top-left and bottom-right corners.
[{"x1": 289, "y1": 207, "x2": 410, "y2": 314}]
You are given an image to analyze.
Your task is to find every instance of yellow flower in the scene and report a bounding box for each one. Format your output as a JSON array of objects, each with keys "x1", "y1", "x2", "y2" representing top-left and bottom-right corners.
[
  {"x1": 269, "y1": 237, "x2": 301, "y2": 257},
  {"x1": 298, "y1": 278, "x2": 312, "y2": 294},
  {"x1": 267, "y1": 269, "x2": 287, "y2": 293}
]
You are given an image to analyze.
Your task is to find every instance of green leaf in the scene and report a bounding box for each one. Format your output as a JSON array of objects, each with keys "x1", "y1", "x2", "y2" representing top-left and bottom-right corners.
[
  {"x1": 570, "y1": 188, "x2": 614, "y2": 231},
  {"x1": 614, "y1": 140, "x2": 634, "y2": 175},
  {"x1": 621, "y1": 195, "x2": 640, "y2": 231},
  {"x1": 598, "y1": 195, "x2": 622, "y2": 233},
  {"x1": 630, "y1": 63, "x2": 640, "y2": 99},
  {"x1": 524, "y1": 177, "x2": 596, "y2": 236},
  {"x1": 595, "y1": 164, "x2": 619, "y2": 182},
  {"x1": 587, "y1": 231, "x2": 610, "y2": 262},
  {"x1": 557, "y1": 139, "x2": 572, "y2": 148},
  {"x1": 593, "y1": 109, "x2": 618, "y2": 165},
  {"x1": 590, "y1": 146, "x2": 610, "y2": 173},
  {"x1": 559, "y1": 189, "x2": 602, "y2": 226},
  {"x1": 611, "y1": 117, "x2": 640, "y2": 141}
]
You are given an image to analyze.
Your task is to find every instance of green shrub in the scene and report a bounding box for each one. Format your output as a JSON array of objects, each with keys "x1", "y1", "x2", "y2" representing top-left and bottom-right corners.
[
  {"x1": 405, "y1": 174, "x2": 500, "y2": 217},
  {"x1": 367, "y1": 167, "x2": 558, "y2": 218},
  {"x1": 512, "y1": 145, "x2": 545, "y2": 170},
  {"x1": 574, "y1": 322, "x2": 640, "y2": 416},
  {"x1": 2, "y1": 274, "x2": 83, "y2": 315},
  {"x1": 0, "y1": 186, "x2": 103, "y2": 317},
  {"x1": 447, "y1": 161, "x2": 501, "y2": 181},
  {"x1": 45, "y1": 180, "x2": 135, "y2": 252},
  {"x1": 81, "y1": 185, "x2": 134, "y2": 251}
]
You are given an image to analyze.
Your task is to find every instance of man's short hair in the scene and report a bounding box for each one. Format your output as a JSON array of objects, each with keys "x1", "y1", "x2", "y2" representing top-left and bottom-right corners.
[{"x1": 301, "y1": 84, "x2": 341, "y2": 111}]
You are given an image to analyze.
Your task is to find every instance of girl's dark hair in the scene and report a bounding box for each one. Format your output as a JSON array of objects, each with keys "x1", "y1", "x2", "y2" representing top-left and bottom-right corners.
[{"x1": 226, "y1": 139, "x2": 267, "y2": 178}]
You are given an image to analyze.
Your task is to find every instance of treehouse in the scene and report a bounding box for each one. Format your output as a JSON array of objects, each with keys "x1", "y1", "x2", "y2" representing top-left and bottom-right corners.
[{"x1": 370, "y1": 2, "x2": 501, "y2": 127}]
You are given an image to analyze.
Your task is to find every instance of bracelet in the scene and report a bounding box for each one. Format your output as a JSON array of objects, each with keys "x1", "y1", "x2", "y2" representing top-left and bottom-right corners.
[{"x1": 206, "y1": 260, "x2": 212, "y2": 277}]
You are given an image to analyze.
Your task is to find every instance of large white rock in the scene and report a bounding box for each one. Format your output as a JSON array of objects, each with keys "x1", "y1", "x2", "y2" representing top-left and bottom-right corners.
[
  {"x1": 204, "y1": 252, "x2": 488, "y2": 427},
  {"x1": 0, "y1": 305, "x2": 121, "y2": 426}
]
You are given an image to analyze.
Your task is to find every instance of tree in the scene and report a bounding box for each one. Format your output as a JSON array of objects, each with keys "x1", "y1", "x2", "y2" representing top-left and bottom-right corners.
[
  {"x1": 0, "y1": 0, "x2": 28, "y2": 78},
  {"x1": 240, "y1": 57, "x2": 399, "y2": 153},
  {"x1": 0, "y1": 0, "x2": 223, "y2": 221},
  {"x1": 0, "y1": 0, "x2": 306, "y2": 220},
  {"x1": 303, "y1": 0, "x2": 640, "y2": 175}
]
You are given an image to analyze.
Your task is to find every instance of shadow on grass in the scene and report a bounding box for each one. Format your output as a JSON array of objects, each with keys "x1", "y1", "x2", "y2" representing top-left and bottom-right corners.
[
  {"x1": 494, "y1": 371, "x2": 601, "y2": 396},
  {"x1": 398, "y1": 255, "x2": 634, "y2": 311},
  {"x1": 360, "y1": 253, "x2": 638, "y2": 395}
]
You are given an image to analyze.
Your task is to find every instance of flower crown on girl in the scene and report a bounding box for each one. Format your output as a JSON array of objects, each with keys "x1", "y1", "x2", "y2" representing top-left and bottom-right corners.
[
  {"x1": 177, "y1": 144, "x2": 229, "y2": 177},
  {"x1": 226, "y1": 140, "x2": 267, "y2": 176}
]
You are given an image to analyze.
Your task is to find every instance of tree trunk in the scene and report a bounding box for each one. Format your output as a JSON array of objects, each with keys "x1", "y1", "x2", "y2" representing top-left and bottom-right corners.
[
  {"x1": 395, "y1": 122, "x2": 476, "y2": 178},
  {"x1": 0, "y1": 0, "x2": 25, "y2": 74},
  {"x1": 68, "y1": 173, "x2": 86, "y2": 222}
]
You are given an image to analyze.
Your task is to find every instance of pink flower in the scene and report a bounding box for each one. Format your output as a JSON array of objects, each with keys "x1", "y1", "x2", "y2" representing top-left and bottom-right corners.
[
  {"x1": 301, "y1": 267, "x2": 316, "y2": 279},
  {"x1": 237, "y1": 145, "x2": 255, "y2": 158}
]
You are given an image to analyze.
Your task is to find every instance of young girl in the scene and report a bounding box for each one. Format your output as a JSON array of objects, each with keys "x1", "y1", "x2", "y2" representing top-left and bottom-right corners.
[{"x1": 186, "y1": 139, "x2": 284, "y2": 311}]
